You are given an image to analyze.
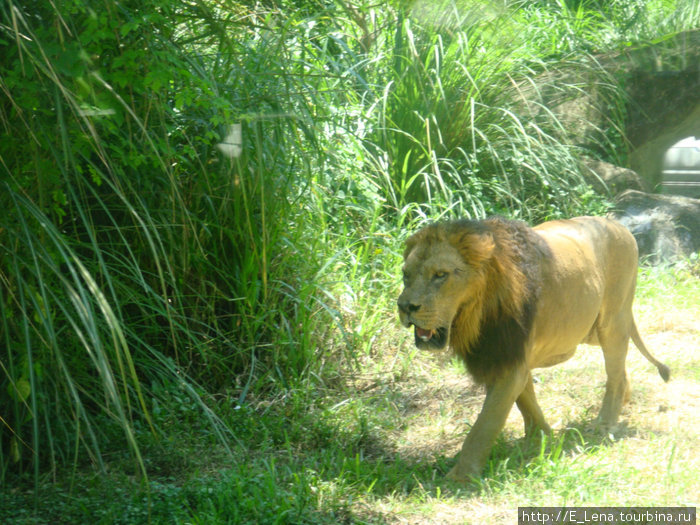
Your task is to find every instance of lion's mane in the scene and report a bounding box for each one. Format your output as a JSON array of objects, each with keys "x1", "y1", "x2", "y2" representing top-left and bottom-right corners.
[{"x1": 415, "y1": 218, "x2": 551, "y2": 383}]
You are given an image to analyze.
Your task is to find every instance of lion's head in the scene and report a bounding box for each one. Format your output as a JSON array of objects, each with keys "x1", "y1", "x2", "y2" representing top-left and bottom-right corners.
[{"x1": 397, "y1": 220, "x2": 504, "y2": 352}]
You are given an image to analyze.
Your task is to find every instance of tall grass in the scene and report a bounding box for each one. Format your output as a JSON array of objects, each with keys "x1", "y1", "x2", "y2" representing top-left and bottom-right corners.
[
  {"x1": 0, "y1": 0, "x2": 697, "y2": 493},
  {"x1": 358, "y1": 1, "x2": 617, "y2": 222},
  {"x1": 0, "y1": 0, "x2": 339, "y2": 480}
]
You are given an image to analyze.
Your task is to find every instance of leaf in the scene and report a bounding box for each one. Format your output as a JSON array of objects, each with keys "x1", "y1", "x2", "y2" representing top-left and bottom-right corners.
[
  {"x1": 11, "y1": 377, "x2": 32, "y2": 403},
  {"x1": 11, "y1": 437, "x2": 20, "y2": 463}
]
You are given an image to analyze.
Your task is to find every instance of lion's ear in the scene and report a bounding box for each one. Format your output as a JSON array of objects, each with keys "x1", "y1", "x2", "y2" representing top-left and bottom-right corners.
[
  {"x1": 453, "y1": 232, "x2": 495, "y2": 266},
  {"x1": 404, "y1": 225, "x2": 439, "y2": 259},
  {"x1": 403, "y1": 233, "x2": 420, "y2": 259}
]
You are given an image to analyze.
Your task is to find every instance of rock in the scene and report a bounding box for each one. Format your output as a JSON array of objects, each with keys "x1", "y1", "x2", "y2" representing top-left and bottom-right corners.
[
  {"x1": 611, "y1": 190, "x2": 700, "y2": 263},
  {"x1": 580, "y1": 158, "x2": 646, "y2": 195}
]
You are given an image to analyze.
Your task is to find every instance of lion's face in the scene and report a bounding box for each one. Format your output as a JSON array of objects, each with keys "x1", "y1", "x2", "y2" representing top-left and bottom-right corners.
[{"x1": 398, "y1": 238, "x2": 475, "y2": 350}]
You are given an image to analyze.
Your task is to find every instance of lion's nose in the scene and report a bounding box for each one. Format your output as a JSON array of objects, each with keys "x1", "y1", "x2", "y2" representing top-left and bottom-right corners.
[{"x1": 397, "y1": 298, "x2": 421, "y2": 314}]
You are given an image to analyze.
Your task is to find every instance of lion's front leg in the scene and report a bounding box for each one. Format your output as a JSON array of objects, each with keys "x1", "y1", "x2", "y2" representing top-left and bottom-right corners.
[{"x1": 446, "y1": 364, "x2": 530, "y2": 482}]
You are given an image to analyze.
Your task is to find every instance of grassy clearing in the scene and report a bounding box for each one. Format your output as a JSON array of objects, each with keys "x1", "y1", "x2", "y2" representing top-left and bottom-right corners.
[{"x1": 4, "y1": 265, "x2": 697, "y2": 524}]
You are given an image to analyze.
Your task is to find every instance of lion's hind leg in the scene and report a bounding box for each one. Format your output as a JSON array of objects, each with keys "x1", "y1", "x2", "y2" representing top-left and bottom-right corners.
[
  {"x1": 597, "y1": 325, "x2": 631, "y2": 429},
  {"x1": 516, "y1": 372, "x2": 552, "y2": 437}
]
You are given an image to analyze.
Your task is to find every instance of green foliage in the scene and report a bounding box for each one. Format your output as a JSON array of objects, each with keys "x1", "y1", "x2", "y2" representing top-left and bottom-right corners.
[
  {"x1": 355, "y1": 1, "x2": 616, "y2": 222},
  {"x1": 0, "y1": 0, "x2": 698, "y2": 517},
  {"x1": 0, "y1": 0, "x2": 333, "y2": 480}
]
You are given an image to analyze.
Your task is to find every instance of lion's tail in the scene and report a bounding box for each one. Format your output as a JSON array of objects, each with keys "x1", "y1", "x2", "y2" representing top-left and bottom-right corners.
[{"x1": 631, "y1": 320, "x2": 671, "y2": 382}]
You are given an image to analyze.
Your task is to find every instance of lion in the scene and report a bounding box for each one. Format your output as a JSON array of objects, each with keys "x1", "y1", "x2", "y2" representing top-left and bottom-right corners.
[{"x1": 397, "y1": 216, "x2": 670, "y2": 482}]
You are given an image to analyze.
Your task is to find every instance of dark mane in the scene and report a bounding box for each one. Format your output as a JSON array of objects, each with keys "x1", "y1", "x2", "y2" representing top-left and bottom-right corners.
[{"x1": 450, "y1": 217, "x2": 550, "y2": 384}]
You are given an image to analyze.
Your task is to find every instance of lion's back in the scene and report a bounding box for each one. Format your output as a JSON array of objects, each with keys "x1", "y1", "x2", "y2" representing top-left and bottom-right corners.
[{"x1": 534, "y1": 216, "x2": 638, "y2": 273}]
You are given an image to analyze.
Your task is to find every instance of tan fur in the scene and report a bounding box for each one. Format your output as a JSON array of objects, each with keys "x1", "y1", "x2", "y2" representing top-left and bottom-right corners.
[{"x1": 398, "y1": 216, "x2": 669, "y2": 481}]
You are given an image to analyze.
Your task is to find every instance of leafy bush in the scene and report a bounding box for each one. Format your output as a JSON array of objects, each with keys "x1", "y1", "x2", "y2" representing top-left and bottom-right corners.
[{"x1": 0, "y1": 0, "x2": 342, "y2": 478}]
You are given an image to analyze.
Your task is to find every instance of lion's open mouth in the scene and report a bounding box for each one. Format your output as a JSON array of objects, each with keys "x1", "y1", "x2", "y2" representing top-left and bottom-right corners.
[{"x1": 413, "y1": 325, "x2": 448, "y2": 350}]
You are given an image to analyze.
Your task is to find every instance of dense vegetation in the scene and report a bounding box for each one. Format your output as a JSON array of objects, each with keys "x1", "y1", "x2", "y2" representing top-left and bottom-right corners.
[{"x1": 1, "y1": 0, "x2": 698, "y2": 522}]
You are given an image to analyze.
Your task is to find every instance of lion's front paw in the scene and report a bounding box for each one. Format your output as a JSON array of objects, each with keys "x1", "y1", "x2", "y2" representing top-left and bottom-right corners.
[{"x1": 446, "y1": 463, "x2": 479, "y2": 483}]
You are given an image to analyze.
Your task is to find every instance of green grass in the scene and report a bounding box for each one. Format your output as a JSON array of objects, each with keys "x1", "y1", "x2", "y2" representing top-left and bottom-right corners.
[
  {"x1": 3, "y1": 264, "x2": 698, "y2": 524},
  {"x1": 1, "y1": 0, "x2": 699, "y2": 523}
]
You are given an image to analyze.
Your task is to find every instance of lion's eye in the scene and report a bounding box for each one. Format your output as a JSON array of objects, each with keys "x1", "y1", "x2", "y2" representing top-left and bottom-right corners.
[{"x1": 433, "y1": 271, "x2": 448, "y2": 280}]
